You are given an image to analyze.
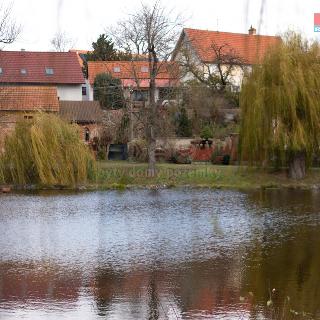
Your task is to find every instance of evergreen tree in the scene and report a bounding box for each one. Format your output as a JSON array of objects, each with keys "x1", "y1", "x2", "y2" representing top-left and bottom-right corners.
[
  {"x1": 87, "y1": 34, "x2": 118, "y2": 61},
  {"x1": 93, "y1": 73, "x2": 125, "y2": 109},
  {"x1": 175, "y1": 108, "x2": 192, "y2": 137},
  {"x1": 82, "y1": 34, "x2": 132, "y2": 77}
]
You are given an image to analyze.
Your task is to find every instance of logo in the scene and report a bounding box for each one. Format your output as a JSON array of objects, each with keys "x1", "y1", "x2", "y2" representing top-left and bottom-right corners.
[{"x1": 314, "y1": 13, "x2": 320, "y2": 32}]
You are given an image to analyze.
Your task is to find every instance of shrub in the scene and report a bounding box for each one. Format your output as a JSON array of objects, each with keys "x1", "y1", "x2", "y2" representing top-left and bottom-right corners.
[
  {"x1": 128, "y1": 139, "x2": 148, "y2": 162},
  {"x1": 96, "y1": 147, "x2": 107, "y2": 160},
  {"x1": 0, "y1": 113, "x2": 96, "y2": 186},
  {"x1": 211, "y1": 143, "x2": 225, "y2": 164},
  {"x1": 200, "y1": 125, "x2": 213, "y2": 140},
  {"x1": 169, "y1": 151, "x2": 192, "y2": 164}
]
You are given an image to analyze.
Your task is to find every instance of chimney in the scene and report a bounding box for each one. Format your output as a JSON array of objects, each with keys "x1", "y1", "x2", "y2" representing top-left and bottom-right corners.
[{"x1": 248, "y1": 25, "x2": 256, "y2": 35}]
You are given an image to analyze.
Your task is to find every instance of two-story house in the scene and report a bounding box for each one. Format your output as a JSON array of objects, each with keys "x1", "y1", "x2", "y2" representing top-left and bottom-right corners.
[
  {"x1": 0, "y1": 51, "x2": 86, "y2": 101},
  {"x1": 172, "y1": 27, "x2": 281, "y2": 91}
]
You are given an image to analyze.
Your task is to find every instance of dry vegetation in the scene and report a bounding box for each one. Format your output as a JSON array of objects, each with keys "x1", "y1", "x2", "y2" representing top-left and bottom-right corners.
[{"x1": 0, "y1": 113, "x2": 96, "y2": 186}]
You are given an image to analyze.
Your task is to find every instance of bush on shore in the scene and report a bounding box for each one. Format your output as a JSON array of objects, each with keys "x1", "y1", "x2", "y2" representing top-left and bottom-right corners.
[{"x1": 0, "y1": 113, "x2": 96, "y2": 186}]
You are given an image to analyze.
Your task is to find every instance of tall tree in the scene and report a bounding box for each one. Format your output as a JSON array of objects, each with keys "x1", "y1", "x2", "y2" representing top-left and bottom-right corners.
[
  {"x1": 0, "y1": 3, "x2": 20, "y2": 45},
  {"x1": 50, "y1": 31, "x2": 74, "y2": 52},
  {"x1": 87, "y1": 34, "x2": 119, "y2": 61},
  {"x1": 240, "y1": 32, "x2": 320, "y2": 179},
  {"x1": 83, "y1": 34, "x2": 131, "y2": 78},
  {"x1": 110, "y1": 1, "x2": 182, "y2": 176}
]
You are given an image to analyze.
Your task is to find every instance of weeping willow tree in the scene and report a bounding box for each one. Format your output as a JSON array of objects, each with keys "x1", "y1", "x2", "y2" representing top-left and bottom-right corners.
[
  {"x1": 0, "y1": 113, "x2": 96, "y2": 186},
  {"x1": 240, "y1": 32, "x2": 320, "y2": 179}
]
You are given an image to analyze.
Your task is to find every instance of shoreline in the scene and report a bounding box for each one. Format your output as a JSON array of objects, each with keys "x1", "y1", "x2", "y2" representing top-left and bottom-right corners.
[{"x1": 2, "y1": 162, "x2": 320, "y2": 193}]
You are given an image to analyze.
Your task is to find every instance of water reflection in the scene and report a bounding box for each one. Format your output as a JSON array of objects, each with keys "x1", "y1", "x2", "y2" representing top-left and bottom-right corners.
[{"x1": 0, "y1": 189, "x2": 319, "y2": 319}]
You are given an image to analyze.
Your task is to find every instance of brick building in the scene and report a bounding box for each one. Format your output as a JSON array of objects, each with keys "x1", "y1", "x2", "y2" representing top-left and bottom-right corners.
[
  {"x1": 0, "y1": 86, "x2": 59, "y2": 150},
  {"x1": 59, "y1": 100, "x2": 103, "y2": 144}
]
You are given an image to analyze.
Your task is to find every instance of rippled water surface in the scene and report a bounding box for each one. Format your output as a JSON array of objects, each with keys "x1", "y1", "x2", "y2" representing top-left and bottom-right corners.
[{"x1": 0, "y1": 189, "x2": 320, "y2": 319}]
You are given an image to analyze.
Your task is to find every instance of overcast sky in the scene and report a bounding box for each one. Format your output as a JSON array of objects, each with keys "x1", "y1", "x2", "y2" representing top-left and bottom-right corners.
[{"x1": 3, "y1": 0, "x2": 320, "y2": 51}]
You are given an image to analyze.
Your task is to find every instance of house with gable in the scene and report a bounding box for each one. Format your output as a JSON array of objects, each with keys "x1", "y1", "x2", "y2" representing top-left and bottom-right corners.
[
  {"x1": 0, "y1": 51, "x2": 87, "y2": 101},
  {"x1": 172, "y1": 27, "x2": 281, "y2": 90}
]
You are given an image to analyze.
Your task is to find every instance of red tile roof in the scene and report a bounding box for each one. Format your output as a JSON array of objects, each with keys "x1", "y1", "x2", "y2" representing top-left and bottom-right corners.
[
  {"x1": 180, "y1": 28, "x2": 281, "y2": 64},
  {"x1": 0, "y1": 86, "x2": 59, "y2": 112},
  {"x1": 0, "y1": 51, "x2": 85, "y2": 84},
  {"x1": 88, "y1": 61, "x2": 179, "y2": 87},
  {"x1": 69, "y1": 49, "x2": 91, "y2": 68}
]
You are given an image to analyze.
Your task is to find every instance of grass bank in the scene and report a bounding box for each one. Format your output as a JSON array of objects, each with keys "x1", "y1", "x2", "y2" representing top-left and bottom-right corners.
[
  {"x1": 94, "y1": 161, "x2": 320, "y2": 190},
  {"x1": 3, "y1": 161, "x2": 320, "y2": 192}
]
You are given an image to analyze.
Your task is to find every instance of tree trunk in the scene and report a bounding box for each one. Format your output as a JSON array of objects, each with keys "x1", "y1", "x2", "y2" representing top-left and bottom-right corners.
[
  {"x1": 288, "y1": 151, "x2": 306, "y2": 179},
  {"x1": 147, "y1": 127, "x2": 156, "y2": 177},
  {"x1": 146, "y1": 48, "x2": 157, "y2": 178}
]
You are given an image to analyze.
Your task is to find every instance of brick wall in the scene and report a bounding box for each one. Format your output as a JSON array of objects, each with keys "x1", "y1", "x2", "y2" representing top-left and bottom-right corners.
[{"x1": 0, "y1": 112, "x2": 21, "y2": 152}]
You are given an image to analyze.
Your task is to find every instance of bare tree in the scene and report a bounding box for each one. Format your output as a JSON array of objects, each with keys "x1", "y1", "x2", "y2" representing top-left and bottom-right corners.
[
  {"x1": 110, "y1": 1, "x2": 183, "y2": 176},
  {"x1": 0, "y1": 3, "x2": 21, "y2": 45},
  {"x1": 179, "y1": 41, "x2": 245, "y2": 92},
  {"x1": 51, "y1": 30, "x2": 74, "y2": 52}
]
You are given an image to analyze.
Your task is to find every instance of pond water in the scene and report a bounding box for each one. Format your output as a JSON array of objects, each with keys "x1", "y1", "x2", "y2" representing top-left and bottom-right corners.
[{"x1": 0, "y1": 189, "x2": 320, "y2": 319}]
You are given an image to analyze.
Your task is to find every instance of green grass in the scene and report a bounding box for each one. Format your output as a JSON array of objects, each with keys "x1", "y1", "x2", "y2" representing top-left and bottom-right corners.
[{"x1": 92, "y1": 161, "x2": 320, "y2": 190}]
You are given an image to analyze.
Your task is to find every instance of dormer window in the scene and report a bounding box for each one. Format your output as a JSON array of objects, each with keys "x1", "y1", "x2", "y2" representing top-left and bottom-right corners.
[
  {"x1": 113, "y1": 66, "x2": 121, "y2": 73},
  {"x1": 45, "y1": 68, "x2": 54, "y2": 75},
  {"x1": 20, "y1": 68, "x2": 27, "y2": 75},
  {"x1": 0, "y1": 67, "x2": 2, "y2": 75},
  {"x1": 141, "y1": 66, "x2": 148, "y2": 72}
]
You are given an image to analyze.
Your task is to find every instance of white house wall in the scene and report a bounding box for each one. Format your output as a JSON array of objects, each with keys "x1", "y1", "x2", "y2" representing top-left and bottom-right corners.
[
  {"x1": 89, "y1": 84, "x2": 94, "y2": 101},
  {"x1": 207, "y1": 64, "x2": 245, "y2": 87},
  {"x1": 57, "y1": 85, "x2": 83, "y2": 101},
  {"x1": 173, "y1": 37, "x2": 252, "y2": 89}
]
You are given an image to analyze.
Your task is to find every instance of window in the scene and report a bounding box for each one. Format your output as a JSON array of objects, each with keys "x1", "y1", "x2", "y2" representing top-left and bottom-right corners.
[
  {"x1": 82, "y1": 86, "x2": 87, "y2": 96},
  {"x1": 141, "y1": 66, "x2": 148, "y2": 72},
  {"x1": 45, "y1": 67, "x2": 54, "y2": 75},
  {"x1": 20, "y1": 68, "x2": 27, "y2": 75},
  {"x1": 113, "y1": 66, "x2": 121, "y2": 73},
  {"x1": 132, "y1": 90, "x2": 148, "y2": 101},
  {"x1": 24, "y1": 115, "x2": 33, "y2": 120},
  {"x1": 0, "y1": 67, "x2": 2, "y2": 75},
  {"x1": 84, "y1": 128, "x2": 90, "y2": 142}
]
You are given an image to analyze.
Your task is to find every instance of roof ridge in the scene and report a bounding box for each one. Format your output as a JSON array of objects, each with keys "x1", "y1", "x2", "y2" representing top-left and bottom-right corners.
[
  {"x1": 184, "y1": 27, "x2": 280, "y2": 38},
  {"x1": 0, "y1": 50, "x2": 77, "y2": 54}
]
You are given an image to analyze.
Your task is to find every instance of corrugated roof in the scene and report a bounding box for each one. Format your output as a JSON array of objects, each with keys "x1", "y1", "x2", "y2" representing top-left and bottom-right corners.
[
  {"x1": 0, "y1": 51, "x2": 85, "y2": 84},
  {"x1": 59, "y1": 100, "x2": 103, "y2": 123},
  {"x1": 181, "y1": 28, "x2": 281, "y2": 64},
  {"x1": 0, "y1": 86, "x2": 59, "y2": 112},
  {"x1": 88, "y1": 61, "x2": 179, "y2": 85}
]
